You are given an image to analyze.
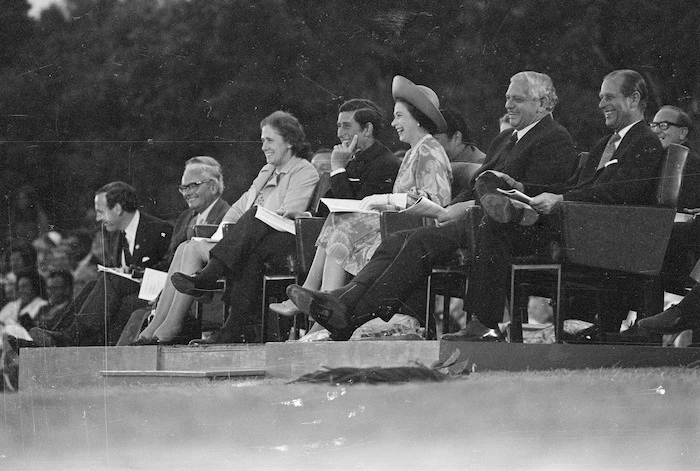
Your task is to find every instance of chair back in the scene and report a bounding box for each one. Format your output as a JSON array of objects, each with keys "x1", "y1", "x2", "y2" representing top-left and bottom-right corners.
[
  {"x1": 656, "y1": 143, "x2": 689, "y2": 208},
  {"x1": 293, "y1": 217, "x2": 326, "y2": 275},
  {"x1": 450, "y1": 162, "x2": 482, "y2": 198},
  {"x1": 560, "y1": 202, "x2": 675, "y2": 275},
  {"x1": 307, "y1": 172, "x2": 331, "y2": 214}
]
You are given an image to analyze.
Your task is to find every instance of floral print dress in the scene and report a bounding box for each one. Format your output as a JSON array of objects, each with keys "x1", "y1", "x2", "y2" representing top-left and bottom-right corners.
[{"x1": 317, "y1": 134, "x2": 452, "y2": 275}]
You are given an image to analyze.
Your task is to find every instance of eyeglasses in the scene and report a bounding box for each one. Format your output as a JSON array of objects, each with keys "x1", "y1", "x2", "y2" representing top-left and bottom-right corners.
[
  {"x1": 649, "y1": 121, "x2": 683, "y2": 131},
  {"x1": 178, "y1": 179, "x2": 213, "y2": 193}
]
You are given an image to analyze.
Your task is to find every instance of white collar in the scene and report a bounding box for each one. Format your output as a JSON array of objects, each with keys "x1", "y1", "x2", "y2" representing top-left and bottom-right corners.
[
  {"x1": 123, "y1": 210, "x2": 140, "y2": 253},
  {"x1": 196, "y1": 198, "x2": 220, "y2": 224},
  {"x1": 515, "y1": 115, "x2": 547, "y2": 141}
]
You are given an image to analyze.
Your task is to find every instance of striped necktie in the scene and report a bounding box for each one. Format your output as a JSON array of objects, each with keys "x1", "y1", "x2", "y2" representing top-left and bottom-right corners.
[{"x1": 597, "y1": 132, "x2": 621, "y2": 170}]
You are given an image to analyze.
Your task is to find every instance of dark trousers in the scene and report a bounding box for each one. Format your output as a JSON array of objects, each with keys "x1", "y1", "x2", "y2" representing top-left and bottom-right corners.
[
  {"x1": 674, "y1": 283, "x2": 700, "y2": 317},
  {"x1": 349, "y1": 221, "x2": 470, "y2": 320},
  {"x1": 465, "y1": 216, "x2": 558, "y2": 329},
  {"x1": 209, "y1": 207, "x2": 296, "y2": 335},
  {"x1": 72, "y1": 273, "x2": 147, "y2": 346}
]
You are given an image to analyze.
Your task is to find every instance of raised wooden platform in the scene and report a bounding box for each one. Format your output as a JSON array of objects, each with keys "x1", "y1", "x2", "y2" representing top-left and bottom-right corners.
[{"x1": 17, "y1": 340, "x2": 700, "y2": 390}]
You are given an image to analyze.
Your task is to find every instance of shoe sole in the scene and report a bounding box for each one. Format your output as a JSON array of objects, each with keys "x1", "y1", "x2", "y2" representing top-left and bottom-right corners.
[
  {"x1": 480, "y1": 193, "x2": 519, "y2": 223},
  {"x1": 286, "y1": 285, "x2": 354, "y2": 340}
]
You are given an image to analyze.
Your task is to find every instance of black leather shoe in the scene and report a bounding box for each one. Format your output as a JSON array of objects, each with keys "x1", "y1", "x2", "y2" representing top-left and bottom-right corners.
[
  {"x1": 286, "y1": 284, "x2": 355, "y2": 341},
  {"x1": 441, "y1": 319, "x2": 503, "y2": 341},
  {"x1": 171, "y1": 271, "x2": 221, "y2": 298},
  {"x1": 637, "y1": 306, "x2": 700, "y2": 335}
]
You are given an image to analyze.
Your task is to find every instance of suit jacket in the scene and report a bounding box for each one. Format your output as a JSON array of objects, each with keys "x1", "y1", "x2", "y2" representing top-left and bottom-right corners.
[
  {"x1": 453, "y1": 114, "x2": 576, "y2": 202},
  {"x1": 328, "y1": 141, "x2": 400, "y2": 199},
  {"x1": 154, "y1": 197, "x2": 230, "y2": 271},
  {"x1": 103, "y1": 212, "x2": 173, "y2": 270},
  {"x1": 678, "y1": 147, "x2": 700, "y2": 210},
  {"x1": 563, "y1": 121, "x2": 664, "y2": 205}
]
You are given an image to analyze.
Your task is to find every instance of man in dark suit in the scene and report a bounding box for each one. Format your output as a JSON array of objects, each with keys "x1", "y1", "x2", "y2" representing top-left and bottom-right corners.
[
  {"x1": 31, "y1": 181, "x2": 173, "y2": 346},
  {"x1": 454, "y1": 69, "x2": 664, "y2": 339},
  {"x1": 157, "y1": 157, "x2": 230, "y2": 270},
  {"x1": 648, "y1": 106, "x2": 700, "y2": 300},
  {"x1": 286, "y1": 71, "x2": 578, "y2": 340},
  {"x1": 327, "y1": 98, "x2": 400, "y2": 201},
  {"x1": 434, "y1": 108, "x2": 486, "y2": 199},
  {"x1": 115, "y1": 157, "x2": 230, "y2": 345}
]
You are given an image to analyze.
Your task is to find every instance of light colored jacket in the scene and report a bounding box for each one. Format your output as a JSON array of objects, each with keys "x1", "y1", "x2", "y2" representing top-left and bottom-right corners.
[{"x1": 222, "y1": 156, "x2": 319, "y2": 224}]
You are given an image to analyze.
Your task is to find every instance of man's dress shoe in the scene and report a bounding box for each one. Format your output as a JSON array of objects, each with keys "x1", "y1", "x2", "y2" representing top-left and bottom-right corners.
[
  {"x1": 171, "y1": 271, "x2": 221, "y2": 298},
  {"x1": 638, "y1": 306, "x2": 700, "y2": 335},
  {"x1": 475, "y1": 172, "x2": 538, "y2": 226},
  {"x1": 286, "y1": 284, "x2": 356, "y2": 341}
]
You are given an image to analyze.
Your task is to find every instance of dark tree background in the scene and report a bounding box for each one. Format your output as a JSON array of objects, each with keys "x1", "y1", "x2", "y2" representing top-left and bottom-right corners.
[{"x1": 1, "y1": 0, "x2": 699, "y2": 232}]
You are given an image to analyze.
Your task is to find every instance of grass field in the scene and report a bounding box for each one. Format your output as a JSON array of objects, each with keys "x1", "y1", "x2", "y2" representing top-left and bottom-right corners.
[{"x1": 2, "y1": 367, "x2": 700, "y2": 470}]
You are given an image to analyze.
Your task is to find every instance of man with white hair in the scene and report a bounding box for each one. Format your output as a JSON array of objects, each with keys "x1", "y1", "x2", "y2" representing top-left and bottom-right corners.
[{"x1": 286, "y1": 71, "x2": 577, "y2": 340}]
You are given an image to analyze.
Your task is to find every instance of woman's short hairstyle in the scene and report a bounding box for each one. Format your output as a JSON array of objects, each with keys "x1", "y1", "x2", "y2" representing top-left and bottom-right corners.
[
  {"x1": 185, "y1": 156, "x2": 225, "y2": 194},
  {"x1": 605, "y1": 69, "x2": 648, "y2": 111},
  {"x1": 395, "y1": 98, "x2": 439, "y2": 135},
  {"x1": 338, "y1": 99, "x2": 386, "y2": 135},
  {"x1": 510, "y1": 71, "x2": 559, "y2": 112},
  {"x1": 260, "y1": 111, "x2": 312, "y2": 160},
  {"x1": 95, "y1": 181, "x2": 138, "y2": 212}
]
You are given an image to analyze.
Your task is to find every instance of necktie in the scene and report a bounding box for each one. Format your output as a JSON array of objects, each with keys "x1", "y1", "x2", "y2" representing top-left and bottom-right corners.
[
  {"x1": 186, "y1": 212, "x2": 198, "y2": 239},
  {"x1": 505, "y1": 131, "x2": 518, "y2": 152},
  {"x1": 597, "y1": 132, "x2": 621, "y2": 170},
  {"x1": 119, "y1": 231, "x2": 132, "y2": 267}
]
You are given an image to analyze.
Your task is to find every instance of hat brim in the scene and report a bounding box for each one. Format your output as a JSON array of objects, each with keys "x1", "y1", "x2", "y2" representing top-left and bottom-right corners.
[{"x1": 391, "y1": 75, "x2": 447, "y2": 133}]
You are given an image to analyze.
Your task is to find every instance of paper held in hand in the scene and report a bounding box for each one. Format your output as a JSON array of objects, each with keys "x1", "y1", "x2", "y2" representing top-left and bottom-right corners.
[
  {"x1": 255, "y1": 206, "x2": 296, "y2": 234},
  {"x1": 399, "y1": 196, "x2": 449, "y2": 219},
  {"x1": 137, "y1": 268, "x2": 168, "y2": 302},
  {"x1": 97, "y1": 265, "x2": 140, "y2": 283},
  {"x1": 496, "y1": 188, "x2": 533, "y2": 205},
  {"x1": 320, "y1": 198, "x2": 379, "y2": 214}
]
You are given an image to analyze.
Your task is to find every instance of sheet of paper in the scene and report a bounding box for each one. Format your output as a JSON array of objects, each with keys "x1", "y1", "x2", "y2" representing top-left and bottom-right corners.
[
  {"x1": 137, "y1": 268, "x2": 168, "y2": 302},
  {"x1": 255, "y1": 206, "x2": 295, "y2": 234},
  {"x1": 320, "y1": 198, "x2": 379, "y2": 214},
  {"x1": 399, "y1": 196, "x2": 448, "y2": 219},
  {"x1": 496, "y1": 188, "x2": 533, "y2": 205},
  {"x1": 97, "y1": 265, "x2": 139, "y2": 283}
]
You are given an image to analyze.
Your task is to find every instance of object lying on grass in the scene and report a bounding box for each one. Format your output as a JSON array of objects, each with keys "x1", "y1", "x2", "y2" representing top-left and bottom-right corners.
[{"x1": 292, "y1": 350, "x2": 469, "y2": 384}]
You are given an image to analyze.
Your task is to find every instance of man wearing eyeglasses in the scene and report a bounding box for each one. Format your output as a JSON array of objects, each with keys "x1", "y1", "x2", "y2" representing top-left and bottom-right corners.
[
  {"x1": 650, "y1": 106, "x2": 700, "y2": 211},
  {"x1": 647, "y1": 106, "x2": 700, "y2": 314},
  {"x1": 162, "y1": 157, "x2": 230, "y2": 271},
  {"x1": 113, "y1": 157, "x2": 231, "y2": 345}
]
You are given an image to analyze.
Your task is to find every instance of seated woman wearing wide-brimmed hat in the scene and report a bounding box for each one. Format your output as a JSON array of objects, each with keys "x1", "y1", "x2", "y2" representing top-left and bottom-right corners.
[{"x1": 281, "y1": 75, "x2": 453, "y2": 340}]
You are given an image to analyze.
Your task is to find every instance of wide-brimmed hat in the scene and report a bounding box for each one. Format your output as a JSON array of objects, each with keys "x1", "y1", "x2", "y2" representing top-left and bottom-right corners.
[{"x1": 391, "y1": 75, "x2": 447, "y2": 133}]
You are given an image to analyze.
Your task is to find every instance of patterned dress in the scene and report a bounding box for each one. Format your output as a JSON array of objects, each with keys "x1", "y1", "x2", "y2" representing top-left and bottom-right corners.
[{"x1": 318, "y1": 134, "x2": 452, "y2": 275}]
